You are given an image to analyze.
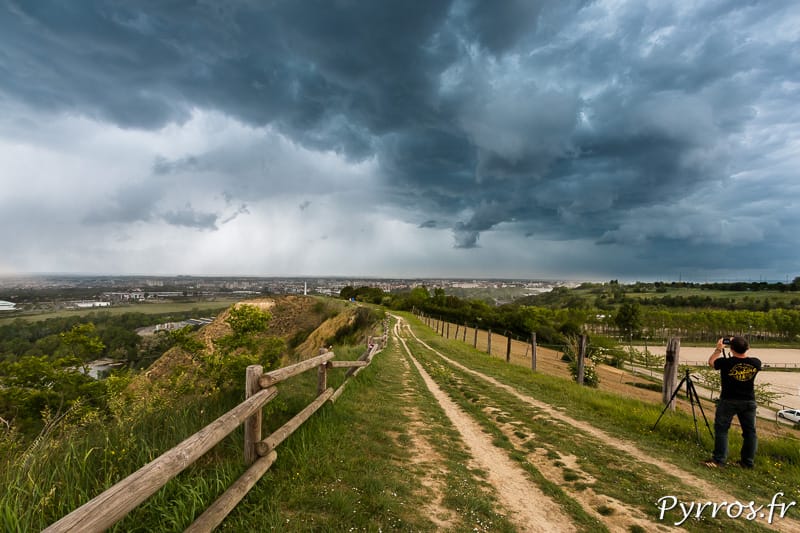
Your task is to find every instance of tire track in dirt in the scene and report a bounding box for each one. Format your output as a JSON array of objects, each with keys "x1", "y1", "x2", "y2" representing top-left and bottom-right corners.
[
  {"x1": 393, "y1": 344, "x2": 457, "y2": 530},
  {"x1": 484, "y1": 405, "x2": 678, "y2": 533},
  {"x1": 397, "y1": 316, "x2": 800, "y2": 533},
  {"x1": 393, "y1": 320, "x2": 578, "y2": 533}
]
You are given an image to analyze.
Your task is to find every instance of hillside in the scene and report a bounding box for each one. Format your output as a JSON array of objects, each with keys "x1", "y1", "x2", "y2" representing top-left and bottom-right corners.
[{"x1": 127, "y1": 295, "x2": 357, "y2": 398}]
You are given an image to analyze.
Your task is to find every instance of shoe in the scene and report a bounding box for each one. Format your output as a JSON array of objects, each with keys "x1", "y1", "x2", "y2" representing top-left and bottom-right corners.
[
  {"x1": 736, "y1": 460, "x2": 754, "y2": 469},
  {"x1": 702, "y1": 458, "x2": 724, "y2": 468}
]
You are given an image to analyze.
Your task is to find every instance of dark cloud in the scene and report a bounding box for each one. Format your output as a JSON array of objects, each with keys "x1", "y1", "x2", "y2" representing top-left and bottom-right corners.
[
  {"x1": 1, "y1": 0, "x2": 798, "y2": 278},
  {"x1": 220, "y1": 204, "x2": 250, "y2": 224},
  {"x1": 153, "y1": 155, "x2": 202, "y2": 175},
  {"x1": 161, "y1": 205, "x2": 218, "y2": 230}
]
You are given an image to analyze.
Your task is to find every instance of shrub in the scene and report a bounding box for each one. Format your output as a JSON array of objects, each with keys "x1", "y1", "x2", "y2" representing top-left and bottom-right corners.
[{"x1": 562, "y1": 336, "x2": 600, "y2": 387}]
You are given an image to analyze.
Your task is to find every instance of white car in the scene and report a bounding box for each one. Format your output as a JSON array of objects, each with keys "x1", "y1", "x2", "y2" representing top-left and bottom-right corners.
[{"x1": 777, "y1": 409, "x2": 800, "y2": 423}]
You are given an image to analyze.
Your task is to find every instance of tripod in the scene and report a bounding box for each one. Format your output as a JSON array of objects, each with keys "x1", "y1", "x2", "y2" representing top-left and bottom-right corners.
[{"x1": 652, "y1": 369, "x2": 714, "y2": 445}]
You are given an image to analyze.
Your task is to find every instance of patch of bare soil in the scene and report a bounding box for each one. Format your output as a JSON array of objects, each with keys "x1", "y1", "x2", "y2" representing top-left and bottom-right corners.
[
  {"x1": 294, "y1": 306, "x2": 360, "y2": 359},
  {"x1": 402, "y1": 320, "x2": 800, "y2": 533},
  {"x1": 394, "y1": 321, "x2": 577, "y2": 533},
  {"x1": 490, "y1": 409, "x2": 678, "y2": 532},
  {"x1": 393, "y1": 347, "x2": 457, "y2": 530},
  {"x1": 196, "y1": 295, "x2": 332, "y2": 352}
]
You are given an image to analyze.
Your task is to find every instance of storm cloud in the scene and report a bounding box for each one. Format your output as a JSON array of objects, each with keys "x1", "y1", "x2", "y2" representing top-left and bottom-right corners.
[{"x1": 1, "y1": 0, "x2": 798, "y2": 280}]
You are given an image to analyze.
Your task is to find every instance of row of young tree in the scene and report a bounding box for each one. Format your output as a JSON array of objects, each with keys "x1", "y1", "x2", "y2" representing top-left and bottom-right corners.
[
  {"x1": 587, "y1": 302, "x2": 800, "y2": 343},
  {"x1": 513, "y1": 278, "x2": 800, "y2": 313}
]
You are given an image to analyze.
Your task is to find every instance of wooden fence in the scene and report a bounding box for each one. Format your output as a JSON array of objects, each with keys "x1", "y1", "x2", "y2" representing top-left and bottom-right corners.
[
  {"x1": 44, "y1": 325, "x2": 388, "y2": 533},
  {"x1": 417, "y1": 312, "x2": 550, "y2": 371}
]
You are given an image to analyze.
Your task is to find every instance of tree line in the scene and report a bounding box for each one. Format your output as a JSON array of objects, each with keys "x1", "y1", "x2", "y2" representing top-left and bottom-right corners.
[
  {"x1": 340, "y1": 284, "x2": 800, "y2": 344},
  {"x1": 0, "y1": 309, "x2": 225, "y2": 364}
]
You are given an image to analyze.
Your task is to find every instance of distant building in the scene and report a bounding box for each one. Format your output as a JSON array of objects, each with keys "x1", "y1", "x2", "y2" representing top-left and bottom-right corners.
[
  {"x1": 151, "y1": 292, "x2": 184, "y2": 298},
  {"x1": 105, "y1": 290, "x2": 146, "y2": 301},
  {"x1": 71, "y1": 301, "x2": 112, "y2": 309},
  {"x1": 0, "y1": 300, "x2": 16, "y2": 312}
]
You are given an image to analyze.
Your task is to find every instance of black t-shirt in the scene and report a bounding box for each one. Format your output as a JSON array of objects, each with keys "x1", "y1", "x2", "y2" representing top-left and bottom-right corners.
[{"x1": 714, "y1": 355, "x2": 762, "y2": 401}]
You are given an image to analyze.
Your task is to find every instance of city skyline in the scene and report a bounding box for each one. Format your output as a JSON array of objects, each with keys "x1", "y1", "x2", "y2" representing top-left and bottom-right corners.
[{"x1": 1, "y1": 2, "x2": 799, "y2": 282}]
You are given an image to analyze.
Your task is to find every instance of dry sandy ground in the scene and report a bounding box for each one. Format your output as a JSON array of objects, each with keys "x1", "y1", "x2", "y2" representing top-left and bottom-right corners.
[
  {"x1": 395, "y1": 316, "x2": 800, "y2": 533},
  {"x1": 642, "y1": 345, "x2": 800, "y2": 410}
]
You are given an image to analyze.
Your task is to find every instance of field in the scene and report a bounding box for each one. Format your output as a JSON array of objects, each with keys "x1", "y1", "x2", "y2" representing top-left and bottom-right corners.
[
  {"x1": 0, "y1": 299, "x2": 244, "y2": 324},
  {"x1": 620, "y1": 287, "x2": 800, "y2": 305}
]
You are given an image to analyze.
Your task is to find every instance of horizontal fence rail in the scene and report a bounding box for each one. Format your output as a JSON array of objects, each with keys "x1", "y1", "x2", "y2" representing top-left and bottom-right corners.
[{"x1": 45, "y1": 319, "x2": 389, "y2": 533}]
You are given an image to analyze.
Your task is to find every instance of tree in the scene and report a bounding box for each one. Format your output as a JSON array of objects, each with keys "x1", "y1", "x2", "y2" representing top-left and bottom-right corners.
[
  {"x1": 615, "y1": 301, "x2": 642, "y2": 339},
  {"x1": 226, "y1": 305, "x2": 271, "y2": 338},
  {"x1": 59, "y1": 323, "x2": 105, "y2": 362},
  {"x1": 340, "y1": 286, "x2": 357, "y2": 300},
  {"x1": 214, "y1": 304, "x2": 275, "y2": 358}
]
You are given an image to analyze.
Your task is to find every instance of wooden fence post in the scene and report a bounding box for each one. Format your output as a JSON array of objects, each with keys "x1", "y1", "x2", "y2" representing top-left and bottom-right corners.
[
  {"x1": 244, "y1": 365, "x2": 263, "y2": 465},
  {"x1": 446, "y1": 322, "x2": 450, "y2": 339},
  {"x1": 317, "y1": 362, "x2": 327, "y2": 396},
  {"x1": 576, "y1": 335, "x2": 587, "y2": 385},
  {"x1": 487, "y1": 329, "x2": 492, "y2": 355},
  {"x1": 531, "y1": 332, "x2": 537, "y2": 371},
  {"x1": 663, "y1": 337, "x2": 681, "y2": 411},
  {"x1": 506, "y1": 334, "x2": 512, "y2": 363},
  {"x1": 473, "y1": 325, "x2": 478, "y2": 348},
  {"x1": 455, "y1": 324, "x2": 459, "y2": 340},
  {"x1": 462, "y1": 324, "x2": 467, "y2": 342}
]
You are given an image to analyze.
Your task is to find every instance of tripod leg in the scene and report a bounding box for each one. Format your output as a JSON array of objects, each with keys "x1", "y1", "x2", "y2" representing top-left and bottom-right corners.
[
  {"x1": 688, "y1": 380, "x2": 714, "y2": 440},
  {"x1": 652, "y1": 376, "x2": 688, "y2": 430},
  {"x1": 687, "y1": 382, "x2": 701, "y2": 445}
]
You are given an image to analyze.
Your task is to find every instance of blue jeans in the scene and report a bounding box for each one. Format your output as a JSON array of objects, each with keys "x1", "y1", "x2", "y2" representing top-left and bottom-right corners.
[{"x1": 712, "y1": 399, "x2": 757, "y2": 466}]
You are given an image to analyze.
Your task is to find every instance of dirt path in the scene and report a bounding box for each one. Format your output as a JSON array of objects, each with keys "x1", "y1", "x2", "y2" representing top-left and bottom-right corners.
[
  {"x1": 393, "y1": 341, "x2": 457, "y2": 530},
  {"x1": 394, "y1": 316, "x2": 800, "y2": 533},
  {"x1": 393, "y1": 320, "x2": 577, "y2": 532}
]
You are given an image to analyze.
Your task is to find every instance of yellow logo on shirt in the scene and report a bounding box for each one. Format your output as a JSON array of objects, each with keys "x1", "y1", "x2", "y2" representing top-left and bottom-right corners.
[{"x1": 729, "y1": 363, "x2": 758, "y2": 382}]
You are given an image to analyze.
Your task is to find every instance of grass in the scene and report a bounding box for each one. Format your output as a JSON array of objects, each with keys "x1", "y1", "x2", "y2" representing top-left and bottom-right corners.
[
  {"x1": 0, "y1": 392, "x2": 246, "y2": 532},
  {"x1": 220, "y1": 332, "x2": 517, "y2": 532}
]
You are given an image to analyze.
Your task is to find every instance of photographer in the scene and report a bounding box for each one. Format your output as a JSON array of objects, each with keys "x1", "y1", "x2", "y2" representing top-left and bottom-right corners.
[{"x1": 705, "y1": 336, "x2": 761, "y2": 468}]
